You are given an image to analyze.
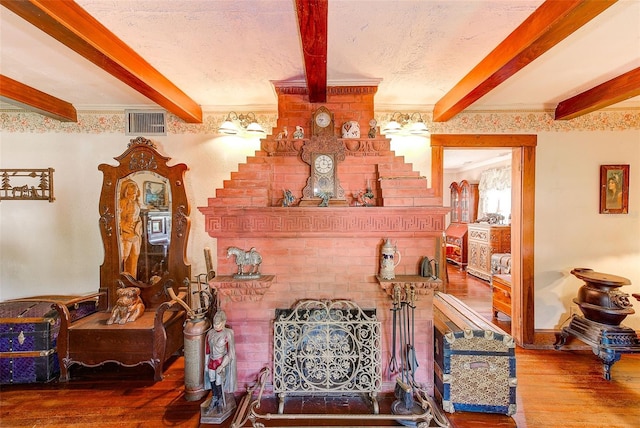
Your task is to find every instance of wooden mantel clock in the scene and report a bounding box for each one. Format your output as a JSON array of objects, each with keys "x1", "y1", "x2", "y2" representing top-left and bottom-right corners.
[
  {"x1": 311, "y1": 106, "x2": 335, "y2": 137},
  {"x1": 300, "y1": 135, "x2": 347, "y2": 206}
]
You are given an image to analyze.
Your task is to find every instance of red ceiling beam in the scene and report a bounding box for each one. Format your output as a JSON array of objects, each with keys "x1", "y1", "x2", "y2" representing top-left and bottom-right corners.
[
  {"x1": 433, "y1": 0, "x2": 617, "y2": 122},
  {"x1": 0, "y1": 74, "x2": 77, "y2": 122},
  {"x1": 1, "y1": 0, "x2": 202, "y2": 123},
  {"x1": 555, "y1": 67, "x2": 640, "y2": 120},
  {"x1": 295, "y1": 0, "x2": 328, "y2": 103}
]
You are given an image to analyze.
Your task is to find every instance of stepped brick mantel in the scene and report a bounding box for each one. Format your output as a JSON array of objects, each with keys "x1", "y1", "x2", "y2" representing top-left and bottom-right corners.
[
  {"x1": 198, "y1": 84, "x2": 446, "y2": 393},
  {"x1": 200, "y1": 206, "x2": 448, "y2": 238}
]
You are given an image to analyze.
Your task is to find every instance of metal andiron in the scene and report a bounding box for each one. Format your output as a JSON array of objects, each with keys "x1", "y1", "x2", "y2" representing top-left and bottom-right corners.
[{"x1": 555, "y1": 268, "x2": 640, "y2": 380}]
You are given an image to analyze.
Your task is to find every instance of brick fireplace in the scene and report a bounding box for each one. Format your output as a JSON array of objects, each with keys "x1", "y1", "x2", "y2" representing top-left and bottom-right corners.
[{"x1": 198, "y1": 84, "x2": 448, "y2": 392}]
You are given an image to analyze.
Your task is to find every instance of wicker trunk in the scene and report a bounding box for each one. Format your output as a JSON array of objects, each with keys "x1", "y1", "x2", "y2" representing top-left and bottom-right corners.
[{"x1": 433, "y1": 292, "x2": 517, "y2": 415}]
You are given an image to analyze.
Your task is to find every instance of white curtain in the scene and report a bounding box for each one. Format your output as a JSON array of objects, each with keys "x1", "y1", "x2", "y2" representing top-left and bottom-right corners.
[{"x1": 478, "y1": 166, "x2": 511, "y2": 221}]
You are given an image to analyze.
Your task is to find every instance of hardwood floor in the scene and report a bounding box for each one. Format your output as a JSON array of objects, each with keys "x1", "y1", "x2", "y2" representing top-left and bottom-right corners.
[{"x1": 1, "y1": 266, "x2": 639, "y2": 427}]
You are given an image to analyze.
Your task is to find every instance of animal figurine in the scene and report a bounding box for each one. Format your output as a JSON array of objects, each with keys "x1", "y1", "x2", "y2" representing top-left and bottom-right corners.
[
  {"x1": 106, "y1": 286, "x2": 145, "y2": 325},
  {"x1": 227, "y1": 247, "x2": 262, "y2": 278}
]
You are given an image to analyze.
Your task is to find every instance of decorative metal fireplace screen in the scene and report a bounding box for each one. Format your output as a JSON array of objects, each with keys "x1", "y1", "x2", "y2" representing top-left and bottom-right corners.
[{"x1": 273, "y1": 299, "x2": 382, "y2": 413}]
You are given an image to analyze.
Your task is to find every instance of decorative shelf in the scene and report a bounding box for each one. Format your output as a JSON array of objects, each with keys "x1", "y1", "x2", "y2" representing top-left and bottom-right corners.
[
  {"x1": 208, "y1": 275, "x2": 275, "y2": 302},
  {"x1": 376, "y1": 275, "x2": 443, "y2": 300}
]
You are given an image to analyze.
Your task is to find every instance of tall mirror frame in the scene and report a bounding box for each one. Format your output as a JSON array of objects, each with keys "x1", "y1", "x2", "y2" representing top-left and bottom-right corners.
[{"x1": 98, "y1": 137, "x2": 190, "y2": 310}]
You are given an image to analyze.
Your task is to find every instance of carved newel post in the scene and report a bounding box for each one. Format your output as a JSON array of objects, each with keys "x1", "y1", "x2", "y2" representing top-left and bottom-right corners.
[{"x1": 201, "y1": 310, "x2": 237, "y2": 424}]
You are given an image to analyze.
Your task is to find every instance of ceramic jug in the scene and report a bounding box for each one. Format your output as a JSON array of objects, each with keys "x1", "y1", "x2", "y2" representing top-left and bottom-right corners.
[{"x1": 380, "y1": 238, "x2": 401, "y2": 280}]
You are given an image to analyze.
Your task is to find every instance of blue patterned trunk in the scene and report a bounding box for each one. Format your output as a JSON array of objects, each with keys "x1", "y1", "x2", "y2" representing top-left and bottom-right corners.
[{"x1": 433, "y1": 292, "x2": 517, "y2": 415}]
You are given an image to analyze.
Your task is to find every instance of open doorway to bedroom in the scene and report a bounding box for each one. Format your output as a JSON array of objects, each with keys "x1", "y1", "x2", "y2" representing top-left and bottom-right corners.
[
  {"x1": 443, "y1": 148, "x2": 513, "y2": 327},
  {"x1": 431, "y1": 134, "x2": 536, "y2": 346}
]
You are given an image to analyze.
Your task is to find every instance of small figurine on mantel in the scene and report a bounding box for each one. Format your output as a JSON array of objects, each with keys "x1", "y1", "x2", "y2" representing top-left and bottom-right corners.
[
  {"x1": 227, "y1": 246, "x2": 262, "y2": 279},
  {"x1": 293, "y1": 125, "x2": 304, "y2": 139},
  {"x1": 368, "y1": 119, "x2": 378, "y2": 138},
  {"x1": 276, "y1": 126, "x2": 288, "y2": 140},
  {"x1": 318, "y1": 191, "x2": 333, "y2": 207},
  {"x1": 282, "y1": 189, "x2": 296, "y2": 207},
  {"x1": 201, "y1": 310, "x2": 237, "y2": 424}
]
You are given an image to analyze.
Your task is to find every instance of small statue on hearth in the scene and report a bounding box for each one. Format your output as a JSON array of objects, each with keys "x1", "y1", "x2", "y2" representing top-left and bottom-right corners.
[
  {"x1": 282, "y1": 189, "x2": 296, "y2": 207},
  {"x1": 293, "y1": 125, "x2": 304, "y2": 139},
  {"x1": 204, "y1": 310, "x2": 237, "y2": 417},
  {"x1": 227, "y1": 246, "x2": 262, "y2": 279}
]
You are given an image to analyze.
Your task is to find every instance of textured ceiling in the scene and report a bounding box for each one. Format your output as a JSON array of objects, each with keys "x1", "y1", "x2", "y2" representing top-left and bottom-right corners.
[{"x1": 2, "y1": 0, "x2": 639, "y2": 112}]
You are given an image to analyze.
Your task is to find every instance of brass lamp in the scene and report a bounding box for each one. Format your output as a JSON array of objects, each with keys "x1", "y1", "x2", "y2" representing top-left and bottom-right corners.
[
  {"x1": 218, "y1": 112, "x2": 266, "y2": 138},
  {"x1": 381, "y1": 112, "x2": 429, "y2": 136}
]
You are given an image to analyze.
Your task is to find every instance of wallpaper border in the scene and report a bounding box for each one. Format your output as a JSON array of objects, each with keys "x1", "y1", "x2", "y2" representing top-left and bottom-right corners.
[{"x1": 1, "y1": 109, "x2": 638, "y2": 134}]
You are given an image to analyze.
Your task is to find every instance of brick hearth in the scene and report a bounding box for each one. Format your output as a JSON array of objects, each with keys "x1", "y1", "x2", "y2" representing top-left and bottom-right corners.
[{"x1": 197, "y1": 85, "x2": 447, "y2": 393}]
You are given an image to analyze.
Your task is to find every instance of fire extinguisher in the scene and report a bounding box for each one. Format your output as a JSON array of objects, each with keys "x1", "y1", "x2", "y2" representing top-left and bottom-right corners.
[{"x1": 169, "y1": 277, "x2": 215, "y2": 401}]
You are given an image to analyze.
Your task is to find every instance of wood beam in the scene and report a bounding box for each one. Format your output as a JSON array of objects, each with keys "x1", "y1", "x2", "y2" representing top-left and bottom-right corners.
[
  {"x1": 0, "y1": 74, "x2": 77, "y2": 122},
  {"x1": 555, "y1": 67, "x2": 640, "y2": 120},
  {"x1": 433, "y1": 0, "x2": 617, "y2": 122},
  {"x1": 295, "y1": 0, "x2": 328, "y2": 103},
  {"x1": 1, "y1": 0, "x2": 202, "y2": 123}
]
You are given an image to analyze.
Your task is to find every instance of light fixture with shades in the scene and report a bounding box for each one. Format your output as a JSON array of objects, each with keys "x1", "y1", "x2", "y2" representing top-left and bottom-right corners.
[
  {"x1": 218, "y1": 112, "x2": 266, "y2": 138},
  {"x1": 381, "y1": 112, "x2": 429, "y2": 136}
]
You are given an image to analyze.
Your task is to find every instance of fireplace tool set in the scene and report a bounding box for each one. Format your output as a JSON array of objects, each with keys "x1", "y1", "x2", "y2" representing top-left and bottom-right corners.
[{"x1": 389, "y1": 284, "x2": 448, "y2": 427}]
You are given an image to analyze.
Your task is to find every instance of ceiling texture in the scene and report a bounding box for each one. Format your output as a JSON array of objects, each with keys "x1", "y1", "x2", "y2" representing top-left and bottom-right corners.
[{"x1": 1, "y1": 0, "x2": 639, "y2": 126}]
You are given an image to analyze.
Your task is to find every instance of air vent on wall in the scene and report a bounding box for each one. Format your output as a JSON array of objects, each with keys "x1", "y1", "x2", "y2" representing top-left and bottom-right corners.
[{"x1": 125, "y1": 110, "x2": 166, "y2": 135}]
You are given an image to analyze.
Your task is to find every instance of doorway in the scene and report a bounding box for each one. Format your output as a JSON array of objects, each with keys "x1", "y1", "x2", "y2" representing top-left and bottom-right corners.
[{"x1": 431, "y1": 134, "x2": 536, "y2": 346}]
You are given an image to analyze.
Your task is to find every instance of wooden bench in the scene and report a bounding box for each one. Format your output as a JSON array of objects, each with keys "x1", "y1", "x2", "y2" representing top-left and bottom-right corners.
[
  {"x1": 433, "y1": 292, "x2": 516, "y2": 415},
  {"x1": 53, "y1": 277, "x2": 187, "y2": 382}
]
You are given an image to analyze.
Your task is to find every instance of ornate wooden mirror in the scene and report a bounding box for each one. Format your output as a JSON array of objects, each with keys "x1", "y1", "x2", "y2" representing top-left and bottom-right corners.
[{"x1": 98, "y1": 137, "x2": 190, "y2": 309}]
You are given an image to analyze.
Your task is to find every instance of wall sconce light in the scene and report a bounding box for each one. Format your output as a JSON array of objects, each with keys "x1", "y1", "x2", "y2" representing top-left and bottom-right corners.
[
  {"x1": 218, "y1": 112, "x2": 266, "y2": 138},
  {"x1": 381, "y1": 112, "x2": 429, "y2": 136}
]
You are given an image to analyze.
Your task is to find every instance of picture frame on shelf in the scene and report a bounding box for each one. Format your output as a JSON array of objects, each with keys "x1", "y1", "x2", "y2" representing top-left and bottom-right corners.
[{"x1": 599, "y1": 164, "x2": 629, "y2": 214}]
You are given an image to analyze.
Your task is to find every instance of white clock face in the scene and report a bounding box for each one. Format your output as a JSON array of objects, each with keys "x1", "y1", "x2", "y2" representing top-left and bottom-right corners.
[
  {"x1": 314, "y1": 155, "x2": 333, "y2": 174},
  {"x1": 315, "y1": 112, "x2": 331, "y2": 128}
]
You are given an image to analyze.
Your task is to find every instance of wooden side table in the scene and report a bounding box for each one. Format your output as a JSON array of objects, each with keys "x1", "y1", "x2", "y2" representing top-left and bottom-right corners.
[{"x1": 492, "y1": 274, "x2": 512, "y2": 318}]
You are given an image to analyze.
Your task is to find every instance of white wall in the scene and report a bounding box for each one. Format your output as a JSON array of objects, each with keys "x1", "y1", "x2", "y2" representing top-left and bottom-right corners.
[
  {"x1": 0, "y1": 132, "x2": 259, "y2": 299},
  {"x1": 1, "y1": 112, "x2": 639, "y2": 331},
  {"x1": 535, "y1": 130, "x2": 640, "y2": 329}
]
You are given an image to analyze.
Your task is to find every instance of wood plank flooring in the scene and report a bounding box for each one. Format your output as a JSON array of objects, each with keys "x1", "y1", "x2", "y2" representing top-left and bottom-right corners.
[{"x1": 1, "y1": 265, "x2": 639, "y2": 427}]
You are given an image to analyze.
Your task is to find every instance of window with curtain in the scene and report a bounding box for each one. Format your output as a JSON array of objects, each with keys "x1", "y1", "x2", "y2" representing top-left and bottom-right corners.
[{"x1": 477, "y1": 166, "x2": 511, "y2": 223}]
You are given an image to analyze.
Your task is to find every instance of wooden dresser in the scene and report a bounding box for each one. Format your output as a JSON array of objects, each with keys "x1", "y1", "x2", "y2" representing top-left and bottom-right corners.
[{"x1": 466, "y1": 224, "x2": 511, "y2": 282}]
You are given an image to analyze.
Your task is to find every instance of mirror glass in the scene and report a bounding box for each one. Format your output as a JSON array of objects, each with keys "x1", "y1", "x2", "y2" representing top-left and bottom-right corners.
[{"x1": 116, "y1": 171, "x2": 171, "y2": 284}]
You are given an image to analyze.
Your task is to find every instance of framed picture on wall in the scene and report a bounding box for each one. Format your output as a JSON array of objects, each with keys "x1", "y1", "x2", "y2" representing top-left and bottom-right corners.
[
  {"x1": 143, "y1": 181, "x2": 167, "y2": 208},
  {"x1": 599, "y1": 165, "x2": 629, "y2": 214}
]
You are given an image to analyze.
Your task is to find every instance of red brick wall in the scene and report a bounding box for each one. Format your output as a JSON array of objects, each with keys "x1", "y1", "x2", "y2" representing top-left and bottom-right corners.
[{"x1": 198, "y1": 86, "x2": 446, "y2": 392}]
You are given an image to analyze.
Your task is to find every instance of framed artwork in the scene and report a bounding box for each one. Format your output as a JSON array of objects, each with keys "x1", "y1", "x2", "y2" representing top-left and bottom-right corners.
[
  {"x1": 143, "y1": 181, "x2": 167, "y2": 208},
  {"x1": 600, "y1": 165, "x2": 629, "y2": 214}
]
